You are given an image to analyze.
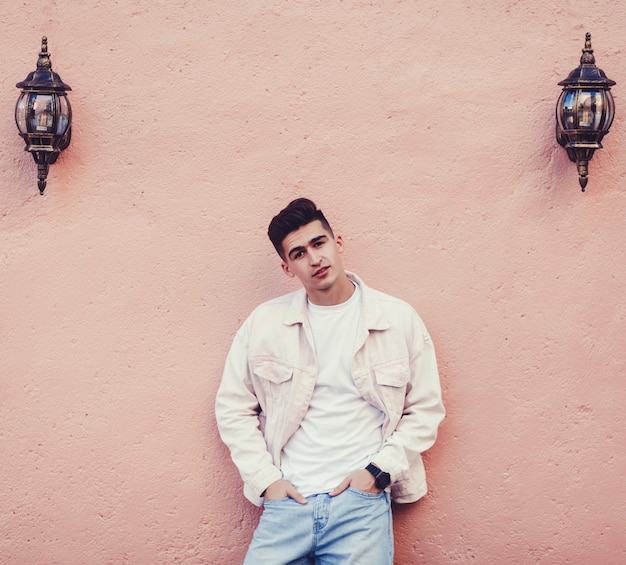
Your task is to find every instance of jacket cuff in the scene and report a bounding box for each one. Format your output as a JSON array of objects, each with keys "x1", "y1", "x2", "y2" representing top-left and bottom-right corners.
[
  {"x1": 249, "y1": 465, "x2": 283, "y2": 498},
  {"x1": 370, "y1": 450, "x2": 402, "y2": 485}
]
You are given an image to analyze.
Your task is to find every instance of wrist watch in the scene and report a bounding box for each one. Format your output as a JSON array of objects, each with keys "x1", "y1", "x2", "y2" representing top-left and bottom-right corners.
[{"x1": 365, "y1": 463, "x2": 391, "y2": 490}]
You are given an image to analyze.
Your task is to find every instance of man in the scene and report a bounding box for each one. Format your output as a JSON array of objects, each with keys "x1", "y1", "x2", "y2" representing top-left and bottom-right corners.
[{"x1": 215, "y1": 198, "x2": 444, "y2": 564}]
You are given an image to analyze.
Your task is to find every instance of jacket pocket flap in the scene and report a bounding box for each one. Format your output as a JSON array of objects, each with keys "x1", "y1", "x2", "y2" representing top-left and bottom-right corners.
[
  {"x1": 251, "y1": 360, "x2": 294, "y2": 384},
  {"x1": 374, "y1": 362, "x2": 410, "y2": 387}
]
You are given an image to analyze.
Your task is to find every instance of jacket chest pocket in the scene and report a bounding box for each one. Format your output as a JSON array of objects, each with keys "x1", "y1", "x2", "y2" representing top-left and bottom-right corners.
[
  {"x1": 372, "y1": 360, "x2": 410, "y2": 415},
  {"x1": 251, "y1": 359, "x2": 294, "y2": 408}
]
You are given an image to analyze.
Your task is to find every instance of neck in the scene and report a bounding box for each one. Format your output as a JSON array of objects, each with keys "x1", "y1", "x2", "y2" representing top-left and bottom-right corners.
[{"x1": 307, "y1": 274, "x2": 355, "y2": 306}]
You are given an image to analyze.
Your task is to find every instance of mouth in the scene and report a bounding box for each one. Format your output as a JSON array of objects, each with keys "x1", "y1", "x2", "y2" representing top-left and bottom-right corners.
[{"x1": 313, "y1": 266, "x2": 330, "y2": 278}]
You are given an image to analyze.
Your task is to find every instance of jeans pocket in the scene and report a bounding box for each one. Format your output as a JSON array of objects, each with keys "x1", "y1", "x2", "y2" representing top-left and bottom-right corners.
[
  {"x1": 263, "y1": 496, "x2": 292, "y2": 506},
  {"x1": 346, "y1": 486, "x2": 385, "y2": 499}
]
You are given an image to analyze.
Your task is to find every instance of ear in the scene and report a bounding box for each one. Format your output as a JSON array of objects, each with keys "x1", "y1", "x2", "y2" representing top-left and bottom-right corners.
[
  {"x1": 335, "y1": 234, "x2": 344, "y2": 253},
  {"x1": 281, "y1": 262, "x2": 295, "y2": 278}
]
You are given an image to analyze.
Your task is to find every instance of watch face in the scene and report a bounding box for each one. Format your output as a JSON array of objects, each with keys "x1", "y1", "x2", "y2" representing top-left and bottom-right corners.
[
  {"x1": 376, "y1": 472, "x2": 391, "y2": 489},
  {"x1": 366, "y1": 463, "x2": 391, "y2": 489}
]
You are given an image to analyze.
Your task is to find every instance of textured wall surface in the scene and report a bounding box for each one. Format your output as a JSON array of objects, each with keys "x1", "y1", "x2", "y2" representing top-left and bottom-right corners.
[{"x1": 1, "y1": 1, "x2": 625, "y2": 564}]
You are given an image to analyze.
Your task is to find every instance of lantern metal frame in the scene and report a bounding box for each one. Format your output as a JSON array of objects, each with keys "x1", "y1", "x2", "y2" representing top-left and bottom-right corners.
[
  {"x1": 15, "y1": 37, "x2": 72, "y2": 195},
  {"x1": 556, "y1": 33, "x2": 616, "y2": 192}
]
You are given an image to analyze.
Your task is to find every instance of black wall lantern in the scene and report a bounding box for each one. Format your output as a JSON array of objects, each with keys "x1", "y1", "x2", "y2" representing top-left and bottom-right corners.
[
  {"x1": 15, "y1": 37, "x2": 72, "y2": 195},
  {"x1": 556, "y1": 33, "x2": 616, "y2": 191}
]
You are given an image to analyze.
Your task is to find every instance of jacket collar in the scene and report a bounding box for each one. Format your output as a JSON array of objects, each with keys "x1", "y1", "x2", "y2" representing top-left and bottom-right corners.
[{"x1": 283, "y1": 271, "x2": 390, "y2": 331}]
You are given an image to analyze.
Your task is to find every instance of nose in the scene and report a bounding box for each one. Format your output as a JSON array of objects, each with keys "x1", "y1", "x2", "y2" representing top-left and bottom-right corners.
[{"x1": 309, "y1": 248, "x2": 322, "y2": 266}]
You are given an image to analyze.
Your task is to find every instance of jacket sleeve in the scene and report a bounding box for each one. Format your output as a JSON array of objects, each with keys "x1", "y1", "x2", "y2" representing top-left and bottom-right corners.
[
  {"x1": 371, "y1": 313, "x2": 444, "y2": 496},
  {"x1": 214, "y1": 320, "x2": 283, "y2": 500}
]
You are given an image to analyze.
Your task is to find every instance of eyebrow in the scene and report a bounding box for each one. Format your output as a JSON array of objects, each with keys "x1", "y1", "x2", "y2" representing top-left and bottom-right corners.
[{"x1": 287, "y1": 235, "x2": 328, "y2": 260}]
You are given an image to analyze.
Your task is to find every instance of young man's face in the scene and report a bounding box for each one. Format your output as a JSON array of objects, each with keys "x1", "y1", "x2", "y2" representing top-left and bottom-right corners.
[{"x1": 280, "y1": 219, "x2": 350, "y2": 305}]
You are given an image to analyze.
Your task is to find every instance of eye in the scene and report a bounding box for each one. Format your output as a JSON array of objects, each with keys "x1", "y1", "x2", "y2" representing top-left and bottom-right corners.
[{"x1": 293, "y1": 250, "x2": 304, "y2": 260}]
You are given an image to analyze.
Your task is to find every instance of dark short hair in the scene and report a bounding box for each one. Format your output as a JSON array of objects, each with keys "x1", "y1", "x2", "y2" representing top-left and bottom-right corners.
[{"x1": 267, "y1": 198, "x2": 334, "y2": 260}]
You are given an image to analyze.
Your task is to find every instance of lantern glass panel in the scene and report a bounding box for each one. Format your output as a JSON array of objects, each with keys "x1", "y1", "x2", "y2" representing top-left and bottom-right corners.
[
  {"x1": 560, "y1": 90, "x2": 576, "y2": 129},
  {"x1": 15, "y1": 92, "x2": 28, "y2": 134},
  {"x1": 605, "y1": 91, "x2": 615, "y2": 130},
  {"x1": 577, "y1": 90, "x2": 603, "y2": 130},
  {"x1": 56, "y1": 95, "x2": 70, "y2": 136},
  {"x1": 29, "y1": 94, "x2": 55, "y2": 134}
]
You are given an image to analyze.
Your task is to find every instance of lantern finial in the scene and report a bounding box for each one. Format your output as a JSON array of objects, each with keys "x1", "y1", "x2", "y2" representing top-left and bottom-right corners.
[
  {"x1": 580, "y1": 33, "x2": 595, "y2": 65},
  {"x1": 37, "y1": 37, "x2": 52, "y2": 70}
]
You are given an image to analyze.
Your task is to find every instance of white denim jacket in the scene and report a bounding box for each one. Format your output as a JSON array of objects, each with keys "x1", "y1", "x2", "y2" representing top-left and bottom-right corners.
[{"x1": 215, "y1": 272, "x2": 444, "y2": 507}]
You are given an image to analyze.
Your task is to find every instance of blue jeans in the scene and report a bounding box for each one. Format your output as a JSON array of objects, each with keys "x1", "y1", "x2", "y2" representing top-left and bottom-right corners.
[{"x1": 243, "y1": 488, "x2": 393, "y2": 565}]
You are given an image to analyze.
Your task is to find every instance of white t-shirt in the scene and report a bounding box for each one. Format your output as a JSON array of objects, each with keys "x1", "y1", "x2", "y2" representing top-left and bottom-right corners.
[{"x1": 280, "y1": 282, "x2": 384, "y2": 497}]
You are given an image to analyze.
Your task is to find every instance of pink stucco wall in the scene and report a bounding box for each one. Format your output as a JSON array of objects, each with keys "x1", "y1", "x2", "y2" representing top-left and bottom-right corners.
[{"x1": 1, "y1": 2, "x2": 625, "y2": 563}]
